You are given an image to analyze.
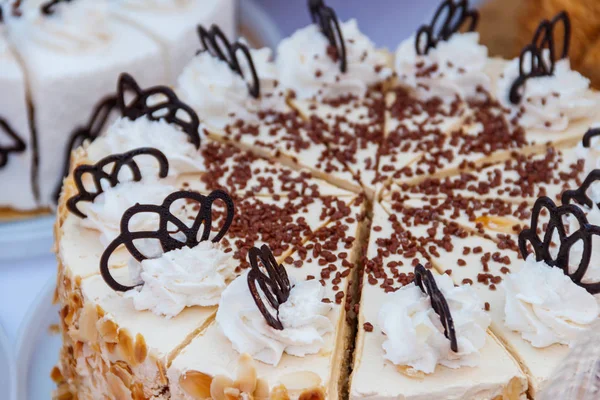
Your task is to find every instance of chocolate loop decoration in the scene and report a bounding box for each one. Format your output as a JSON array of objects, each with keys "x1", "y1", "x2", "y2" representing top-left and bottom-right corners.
[
  {"x1": 414, "y1": 264, "x2": 458, "y2": 352},
  {"x1": 562, "y1": 169, "x2": 600, "y2": 210},
  {"x1": 582, "y1": 127, "x2": 600, "y2": 148},
  {"x1": 53, "y1": 95, "x2": 118, "y2": 203},
  {"x1": 0, "y1": 117, "x2": 26, "y2": 168},
  {"x1": 518, "y1": 196, "x2": 600, "y2": 294},
  {"x1": 66, "y1": 147, "x2": 169, "y2": 219},
  {"x1": 509, "y1": 11, "x2": 571, "y2": 104},
  {"x1": 117, "y1": 73, "x2": 201, "y2": 148},
  {"x1": 41, "y1": 0, "x2": 72, "y2": 15},
  {"x1": 308, "y1": 0, "x2": 347, "y2": 73},
  {"x1": 414, "y1": 0, "x2": 479, "y2": 56},
  {"x1": 247, "y1": 245, "x2": 292, "y2": 330},
  {"x1": 100, "y1": 189, "x2": 234, "y2": 292},
  {"x1": 197, "y1": 25, "x2": 260, "y2": 98}
]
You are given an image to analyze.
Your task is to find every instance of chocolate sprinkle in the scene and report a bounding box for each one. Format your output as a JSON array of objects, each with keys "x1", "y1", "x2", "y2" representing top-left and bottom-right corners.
[
  {"x1": 518, "y1": 196, "x2": 600, "y2": 294},
  {"x1": 308, "y1": 0, "x2": 347, "y2": 73},
  {"x1": 247, "y1": 244, "x2": 292, "y2": 330},
  {"x1": 117, "y1": 73, "x2": 201, "y2": 149},
  {"x1": 66, "y1": 147, "x2": 169, "y2": 219},
  {"x1": 100, "y1": 189, "x2": 235, "y2": 292},
  {"x1": 414, "y1": 263, "x2": 458, "y2": 352},
  {"x1": 53, "y1": 95, "x2": 118, "y2": 203},
  {"x1": 0, "y1": 117, "x2": 26, "y2": 168},
  {"x1": 415, "y1": 0, "x2": 479, "y2": 56},
  {"x1": 509, "y1": 11, "x2": 571, "y2": 104},
  {"x1": 197, "y1": 25, "x2": 260, "y2": 98}
]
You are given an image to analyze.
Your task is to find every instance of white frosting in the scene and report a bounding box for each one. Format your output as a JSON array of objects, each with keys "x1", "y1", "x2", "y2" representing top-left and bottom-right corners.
[
  {"x1": 8, "y1": 0, "x2": 112, "y2": 52},
  {"x1": 576, "y1": 125, "x2": 600, "y2": 180},
  {"x1": 125, "y1": 241, "x2": 235, "y2": 318},
  {"x1": 504, "y1": 255, "x2": 599, "y2": 348},
  {"x1": 79, "y1": 179, "x2": 176, "y2": 245},
  {"x1": 497, "y1": 56, "x2": 600, "y2": 131},
  {"x1": 87, "y1": 117, "x2": 204, "y2": 175},
  {"x1": 378, "y1": 273, "x2": 490, "y2": 374},
  {"x1": 117, "y1": 0, "x2": 193, "y2": 10},
  {"x1": 564, "y1": 201, "x2": 600, "y2": 283},
  {"x1": 177, "y1": 46, "x2": 284, "y2": 128},
  {"x1": 394, "y1": 32, "x2": 490, "y2": 102},
  {"x1": 277, "y1": 19, "x2": 392, "y2": 100},
  {"x1": 216, "y1": 273, "x2": 334, "y2": 365}
]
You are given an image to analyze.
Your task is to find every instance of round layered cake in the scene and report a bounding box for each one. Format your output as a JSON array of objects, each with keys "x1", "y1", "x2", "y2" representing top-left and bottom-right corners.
[
  {"x1": 52, "y1": 1, "x2": 600, "y2": 399},
  {"x1": 0, "y1": 0, "x2": 235, "y2": 215}
]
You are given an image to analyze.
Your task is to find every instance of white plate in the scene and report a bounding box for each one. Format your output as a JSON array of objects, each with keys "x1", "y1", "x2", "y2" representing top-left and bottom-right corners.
[
  {"x1": 0, "y1": 215, "x2": 54, "y2": 261},
  {"x1": 16, "y1": 278, "x2": 60, "y2": 400},
  {"x1": 0, "y1": 322, "x2": 15, "y2": 400}
]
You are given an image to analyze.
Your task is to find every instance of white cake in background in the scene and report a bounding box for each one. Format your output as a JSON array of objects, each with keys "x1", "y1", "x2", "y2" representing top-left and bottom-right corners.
[
  {"x1": 110, "y1": 0, "x2": 236, "y2": 81},
  {"x1": 0, "y1": 29, "x2": 35, "y2": 210},
  {"x1": 0, "y1": 0, "x2": 237, "y2": 213}
]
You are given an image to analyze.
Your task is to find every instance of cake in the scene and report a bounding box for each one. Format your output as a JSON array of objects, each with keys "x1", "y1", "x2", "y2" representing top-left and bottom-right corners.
[
  {"x1": 0, "y1": 0, "x2": 236, "y2": 214},
  {"x1": 52, "y1": 1, "x2": 600, "y2": 399}
]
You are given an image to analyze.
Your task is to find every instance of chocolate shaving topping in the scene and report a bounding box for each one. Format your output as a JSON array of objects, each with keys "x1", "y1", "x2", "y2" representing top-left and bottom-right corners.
[
  {"x1": 117, "y1": 73, "x2": 201, "y2": 148},
  {"x1": 414, "y1": 264, "x2": 458, "y2": 352},
  {"x1": 100, "y1": 189, "x2": 235, "y2": 292},
  {"x1": 518, "y1": 196, "x2": 600, "y2": 294},
  {"x1": 197, "y1": 25, "x2": 260, "y2": 98},
  {"x1": 53, "y1": 95, "x2": 118, "y2": 203},
  {"x1": 415, "y1": 0, "x2": 479, "y2": 56},
  {"x1": 582, "y1": 127, "x2": 600, "y2": 149},
  {"x1": 247, "y1": 244, "x2": 292, "y2": 330},
  {"x1": 0, "y1": 117, "x2": 26, "y2": 168},
  {"x1": 66, "y1": 147, "x2": 169, "y2": 219},
  {"x1": 308, "y1": 0, "x2": 347, "y2": 73},
  {"x1": 40, "y1": 0, "x2": 73, "y2": 15},
  {"x1": 562, "y1": 169, "x2": 600, "y2": 210},
  {"x1": 509, "y1": 11, "x2": 571, "y2": 105}
]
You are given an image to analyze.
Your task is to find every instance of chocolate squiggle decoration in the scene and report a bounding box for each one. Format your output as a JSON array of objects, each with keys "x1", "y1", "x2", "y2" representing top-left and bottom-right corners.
[
  {"x1": 509, "y1": 11, "x2": 571, "y2": 105},
  {"x1": 100, "y1": 189, "x2": 235, "y2": 292},
  {"x1": 582, "y1": 127, "x2": 600, "y2": 149},
  {"x1": 519, "y1": 196, "x2": 600, "y2": 294},
  {"x1": 562, "y1": 170, "x2": 600, "y2": 210},
  {"x1": 414, "y1": 264, "x2": 458, "y2": 352},
  {"x1": 117, "y1": 73, "x2": 201, "y2": 148},
  {"x1": 247, "y1": 244, "x2": 292, "y2": 330},
  {"x1": 41, "y1": 0, "x2": 73, "y2": 15},
  {"x1": 308, "y1": 0, "x2": 347, "y2": 73},
  {"x1": 53, "y1": 95, "x2": 118, "y2": 203},
  {"x1": 66, "y1": 147, "x2": 169, "y2": 219},
  {"x1": 415, "y1": 0, "x2": 479, "y2": 56},
  {"x1": 0, "y1": 117, "x2": 26, "y2": 168},
  {"x1": 197, "y1": 25, "x2": 260, "y2": 98}
]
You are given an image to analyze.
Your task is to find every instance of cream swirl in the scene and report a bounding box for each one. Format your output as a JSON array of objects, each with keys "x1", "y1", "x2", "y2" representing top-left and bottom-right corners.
[
  {"x1": 496, "y1": 57, "x2": 600, "y2": 131},
  {"x1": 177, "y1": 46, "x2": 284, "y2": 129},
  {"x1": 117, "y1": 0, "x2": 193, "y2": 10},
  {"x1": 87, "y1": 116, "x2": 204, "y2": 175},
  {"x1": 504, "y1": 255, "x2": 599, "y2": 348},
  {"x1": 276, "y1": 19, "x2": 392, "y2": 100},
  {"x1": 379, "y1": 273, "x2": 490, "y2": 374},
  {"x1": 8, "y1": 0, "x2": 112, "y2": 52},
  {"x1": 394, "y1": 32, "x2": 490, "y2": 102},
  {"x1": 216, "y1": 273, "x2": 334, "y2": 366},
  {"x1": 79, "y1": 179, "x2": 176, "y2": 245},
  {"x1": 125, "y1": 241, "x2": 235, "y2": 318}
]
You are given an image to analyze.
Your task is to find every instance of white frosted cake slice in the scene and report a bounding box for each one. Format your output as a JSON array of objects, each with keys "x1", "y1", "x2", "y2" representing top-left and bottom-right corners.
[
  {"x1": 350, "y1": 202, "x2": 527, "y2": 400},
  {"x1": 0, "y1": 29, "x2": 35, "y2": 211},
  {"x1": 167, "y1": 198, "x2": 367, "y2": 399},
  {"x1": 6, "y1": 0, "x2": 167, "y2": 207},
  {"x1": 110, "y1": 0, "x2": 236, "y2": 81}
]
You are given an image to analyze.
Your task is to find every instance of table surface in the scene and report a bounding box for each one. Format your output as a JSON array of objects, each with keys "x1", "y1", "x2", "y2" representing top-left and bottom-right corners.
[{"x1": 0, "y1": 0, "x2": 480, "y2": 353}]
